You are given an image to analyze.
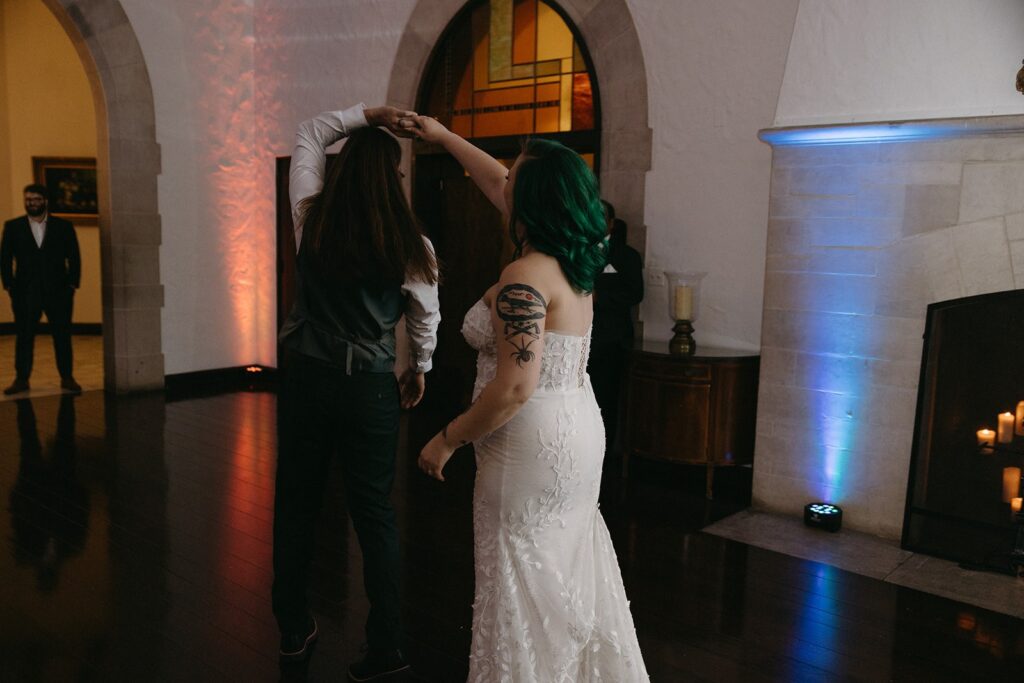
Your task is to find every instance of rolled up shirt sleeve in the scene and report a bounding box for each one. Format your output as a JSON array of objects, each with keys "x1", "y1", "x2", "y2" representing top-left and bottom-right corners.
[
  {"x1": 289, "y1": 103, "x2": 369, "y2": 250},
  {"x1": 402, "y1": 237, "x2": 441, "y2": 373}
]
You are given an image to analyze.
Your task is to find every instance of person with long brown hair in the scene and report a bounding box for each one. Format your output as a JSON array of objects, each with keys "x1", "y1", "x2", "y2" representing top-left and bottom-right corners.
[{"x1": 273, "y1": 104, "x2": 439, "y2": 681}]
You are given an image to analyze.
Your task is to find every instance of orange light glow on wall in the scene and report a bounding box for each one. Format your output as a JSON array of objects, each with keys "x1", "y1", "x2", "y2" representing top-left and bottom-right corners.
[{"x1": 190, "y1": 0, "x2": 279, "y2": 368}]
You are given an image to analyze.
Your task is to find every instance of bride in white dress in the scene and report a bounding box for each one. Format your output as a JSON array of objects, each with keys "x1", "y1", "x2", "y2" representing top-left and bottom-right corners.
[{"x1": 412, "y1": 115, "x2": 649, "y2": 682}]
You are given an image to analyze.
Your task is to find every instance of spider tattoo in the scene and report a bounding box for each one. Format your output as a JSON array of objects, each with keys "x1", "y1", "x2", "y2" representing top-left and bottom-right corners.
[{"x1": 509, "y1": 337, "x2": 536, "y2": 367}]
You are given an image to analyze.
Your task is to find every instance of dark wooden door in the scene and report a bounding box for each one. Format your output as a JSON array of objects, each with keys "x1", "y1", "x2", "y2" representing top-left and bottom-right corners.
[{"x1": 414, "y1": 152, "x2": 513, "y2": 409}]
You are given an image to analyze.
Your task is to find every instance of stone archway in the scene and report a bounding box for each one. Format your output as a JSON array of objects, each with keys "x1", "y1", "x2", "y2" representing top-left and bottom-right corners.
[
  {"x1": 387, "y1": 0, "x2": 652, "y2": 259},
  {"x1": 42, "y1": 0, "x2": 163, "y2": 393}
]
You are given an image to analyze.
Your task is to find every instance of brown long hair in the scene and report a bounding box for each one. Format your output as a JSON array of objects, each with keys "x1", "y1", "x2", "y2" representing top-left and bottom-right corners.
[{"x1": 298, "y1": 127, "x2": 437, "y2": 285}]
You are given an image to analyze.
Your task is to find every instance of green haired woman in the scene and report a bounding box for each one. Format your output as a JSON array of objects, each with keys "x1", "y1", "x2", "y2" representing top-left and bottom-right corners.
[{"x1": 410, "y1": 116, "x2": 649, "y2": 681}]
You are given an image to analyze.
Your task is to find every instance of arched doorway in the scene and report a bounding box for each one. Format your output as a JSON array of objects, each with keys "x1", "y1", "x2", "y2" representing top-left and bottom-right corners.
[
  {"x1": 411, "y1": 0, "x2": 602, "y2": 404},
  {"x1": 40, "y1": 0, "x2": 164, "y2": 394},
  {"x1": 389, "y1": 0, "x2": 650, "y2": 406},
  {"x1": 389, "y1": 0, "x2": 651, "y2": 240},
  {"x1": 0, "y1": 1, "x2": 104, "y2": 396}
]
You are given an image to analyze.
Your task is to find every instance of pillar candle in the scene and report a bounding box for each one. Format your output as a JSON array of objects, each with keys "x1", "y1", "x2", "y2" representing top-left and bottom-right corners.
[
  {"x1": 1016, "y1": 400, "x2": 1024, "y2": 436},
  {"x1": 1012, "y1": 497, "x2": 1023, "y2": 514},
  {"x1": 674, "y1": 285, "x2": 693, "y2": 320},
  {"x1": 1003, "y1": 467, "x2": 1021, "y2": 503},
  {"x1": 997, "y1": 412, "x2": 1015, "y2": 443},
  {"x1": 976, "y1": 429, "x2": 995, "y2": 447}
]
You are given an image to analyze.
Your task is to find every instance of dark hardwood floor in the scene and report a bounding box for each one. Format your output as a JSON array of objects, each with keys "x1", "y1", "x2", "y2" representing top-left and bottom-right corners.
[{"x1": 0, "y1": 389, "x2": 1021, "y2": 682}]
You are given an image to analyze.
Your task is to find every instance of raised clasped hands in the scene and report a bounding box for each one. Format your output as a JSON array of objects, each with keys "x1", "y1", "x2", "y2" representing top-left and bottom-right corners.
[
  {"x1": 365, "y1": 105, "x2": 419, "y2": 138},
  {"x1": 418, "y1": 431, "x2": 454, "y2": 482},
  {"x1": 403, "y1": 114, "x2": 449, "y2": 144}
]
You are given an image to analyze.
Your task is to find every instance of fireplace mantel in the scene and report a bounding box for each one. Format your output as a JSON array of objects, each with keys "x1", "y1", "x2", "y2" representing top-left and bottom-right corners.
[{"x1": 759, "y1": 113, "x2": 1024, "y2": 147}]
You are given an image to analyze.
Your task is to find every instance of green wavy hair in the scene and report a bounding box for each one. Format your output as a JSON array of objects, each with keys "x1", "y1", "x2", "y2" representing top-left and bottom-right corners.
[{"x1": 510, "y1": 139, "x2": 608, "y2": 293}]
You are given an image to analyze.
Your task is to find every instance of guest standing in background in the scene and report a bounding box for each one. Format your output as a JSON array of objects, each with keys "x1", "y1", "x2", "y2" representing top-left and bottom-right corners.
[
  {"x1": 588, "y1": 200, "x2": 643, "y2": 457},
  {"x1": 1, "y1": 184, "x2": 82, "y2": 396}
]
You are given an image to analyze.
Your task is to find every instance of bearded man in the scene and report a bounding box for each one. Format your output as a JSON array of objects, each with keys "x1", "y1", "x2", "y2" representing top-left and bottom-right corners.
[{"x1": 1, "y1": 184, "x2": 82, "y2": 395}]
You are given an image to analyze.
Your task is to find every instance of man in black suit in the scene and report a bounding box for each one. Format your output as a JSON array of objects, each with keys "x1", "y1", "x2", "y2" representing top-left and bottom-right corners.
[
  {"x1": 1, "y1": 184, "x2": 82, "y2": 395},
  {"x1": 589, "y1": 200, "x2": 644, "y2": 459}
]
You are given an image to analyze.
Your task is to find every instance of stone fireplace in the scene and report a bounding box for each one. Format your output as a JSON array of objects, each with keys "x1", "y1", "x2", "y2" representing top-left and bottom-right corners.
[{"x1": 755, "y1": 116, "x2": 1024, "y2": 538}]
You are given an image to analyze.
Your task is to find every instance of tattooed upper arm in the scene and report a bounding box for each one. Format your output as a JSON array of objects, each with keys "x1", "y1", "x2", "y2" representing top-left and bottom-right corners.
[{"x1": 496, "y1": 283, "x2": 547, "y2": 368}]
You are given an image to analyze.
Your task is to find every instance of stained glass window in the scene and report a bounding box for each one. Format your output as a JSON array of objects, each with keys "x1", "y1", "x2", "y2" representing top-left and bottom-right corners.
[{"x1": 421, "y1": 0, "x2": 596, "y2": 140}]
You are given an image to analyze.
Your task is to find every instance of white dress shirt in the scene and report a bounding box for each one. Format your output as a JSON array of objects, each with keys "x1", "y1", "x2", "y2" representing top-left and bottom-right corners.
[
  {"x1": 289, "y1": 103, "x2": 441, "y2": 373},
  {"x1": 29, "y1": 215, "x2": 47, "y2": 248}
]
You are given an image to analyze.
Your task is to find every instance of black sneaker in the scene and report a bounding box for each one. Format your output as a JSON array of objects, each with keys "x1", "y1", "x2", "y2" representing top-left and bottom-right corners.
[
  {"x1": 347, "y1": 646, "x2": 410, "y2": 681},
  {"x1": 60, "y1": 376, "x2": 82, "y2": 394},
  {"x1": 3, "y1": 378, "x2": 29, "y2": 395},
  {"x1": 279, "y1": 616, "x2": 318, "y2": 661}
]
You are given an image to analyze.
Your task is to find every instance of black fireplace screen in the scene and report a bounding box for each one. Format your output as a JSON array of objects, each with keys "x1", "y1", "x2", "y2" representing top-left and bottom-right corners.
[{"x1": 903, "y1": 289, "x2": 1024, "y2": 569}]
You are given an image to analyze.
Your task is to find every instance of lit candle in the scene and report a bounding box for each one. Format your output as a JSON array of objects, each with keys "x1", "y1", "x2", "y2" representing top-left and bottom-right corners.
[
  {"x1": 976, "y1": 429, "x2": 995, "y2": 447},
  {"x1": 1012, "y1": 497, "x2": 1023, "y2": 514},
  {"x1": 1002, "y1": 467, "x2": 1021, "y2": 503},
  {"x1": 674, "y1": 285, "x2": 693, "y2": 320},
  {"x1": 997, "y1": 412, "x2": 1015, "y2": 443},
  {"x1": 1016, "y1": 400, "x2": 1024, "y2": 436}
]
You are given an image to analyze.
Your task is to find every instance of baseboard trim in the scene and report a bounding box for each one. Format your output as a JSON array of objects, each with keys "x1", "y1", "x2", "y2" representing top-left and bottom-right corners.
[
  {"x1": 0, "y1": 322, "x2": 102, "y2": 335},
  {"x1": 164, "y1": 365, "x2": 278, "y2": 401}
]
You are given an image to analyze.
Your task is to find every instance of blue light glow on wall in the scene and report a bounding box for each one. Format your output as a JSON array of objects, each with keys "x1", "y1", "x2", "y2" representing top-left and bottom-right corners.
[
  {"x1": 760, "y1": 121, "x2": 963, "y2": 147},
  {"x1": 820, "y1": 389, "x2": 863, "y2": 504},
  {"x1": 800, "y1": 319, "x2": 869, "y2": 504}
]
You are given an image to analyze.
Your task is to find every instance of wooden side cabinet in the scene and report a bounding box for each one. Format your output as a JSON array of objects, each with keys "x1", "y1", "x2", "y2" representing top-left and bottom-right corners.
[{"x1": 623, "y1": 342, "x2": 760, "y2": 498}]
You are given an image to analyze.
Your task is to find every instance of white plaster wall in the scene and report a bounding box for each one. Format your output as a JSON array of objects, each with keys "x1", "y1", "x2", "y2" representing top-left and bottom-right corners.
[
  {"x1": 255, "y1": 1, "x2": 417, "y2": 157},
  {"x1": 122, "y1": 0, "x2": 274, "y2": 373},
  {"x1": 119, "y1": 0, "x2": 802, "y2": 373},
  {"x1": 776, "y1": 0, "x2": 1024, "y2": 127},
  {"x1": 121, "y1": 0, "x2": 422, "y2": 373},
  {"x1": 627, "y1": 0, "x2": 800, "y2": 350}
]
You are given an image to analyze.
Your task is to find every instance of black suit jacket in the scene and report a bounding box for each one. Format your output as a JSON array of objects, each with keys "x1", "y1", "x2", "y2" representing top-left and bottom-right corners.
[
  {"x1": 592, "y1": 237, "x2": 644, "y2": 350},
  {"x1": 0, "y1": 215, "x2": 81, "y2": 297}
]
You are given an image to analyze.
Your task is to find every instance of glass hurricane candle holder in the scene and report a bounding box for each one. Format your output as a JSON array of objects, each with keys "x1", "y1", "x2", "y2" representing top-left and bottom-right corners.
[{"x1": 664, "y1": 271, "x2": 707, "y2": 356}]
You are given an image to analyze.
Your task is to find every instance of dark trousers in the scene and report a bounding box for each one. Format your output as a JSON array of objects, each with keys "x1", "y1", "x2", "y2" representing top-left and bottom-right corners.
[
  {"x1": 587, "y1": 342, "x2": 628, "y2": 453},
  {"x1": 272, "y1": 351, "x2": 402, "y2": 652},
  {"x1": 12, "y1": 288, "x2": 74, "y2": 380}
]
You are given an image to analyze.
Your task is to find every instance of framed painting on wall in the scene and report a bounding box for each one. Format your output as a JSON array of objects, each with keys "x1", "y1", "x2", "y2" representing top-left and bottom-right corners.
[{"x1": 31, "y1": 156, "x2": 98, "y2": 222}]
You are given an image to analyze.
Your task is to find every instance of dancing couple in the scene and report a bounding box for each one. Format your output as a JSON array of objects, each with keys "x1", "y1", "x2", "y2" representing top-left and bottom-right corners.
[{"x1": 272, "y1": 103, "x2": 648, "y2": 682}]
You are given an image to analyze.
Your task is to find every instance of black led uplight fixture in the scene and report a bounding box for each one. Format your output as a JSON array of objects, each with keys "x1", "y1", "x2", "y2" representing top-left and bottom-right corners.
[{"x1": 804, "y1": 502, "x2": 843, "y2": 532}]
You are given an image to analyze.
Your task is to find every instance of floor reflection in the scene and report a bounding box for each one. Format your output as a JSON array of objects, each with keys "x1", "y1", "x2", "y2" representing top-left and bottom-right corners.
[
  {"x1": 10, "y1": 395, "x2": 89, "y2": 592},
  {"x1": 0, "y1": 389, "x2": 1019, "y2": 682}
]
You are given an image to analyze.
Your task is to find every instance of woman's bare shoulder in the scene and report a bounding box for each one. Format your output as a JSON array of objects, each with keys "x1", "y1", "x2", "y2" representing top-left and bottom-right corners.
[{"x1": 502, "y1": 252, "x2": 561, "y2": 279}]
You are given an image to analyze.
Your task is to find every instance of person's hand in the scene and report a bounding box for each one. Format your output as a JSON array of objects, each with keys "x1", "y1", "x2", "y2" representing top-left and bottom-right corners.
[
  {"x1": 408, "y1": 115, "x2": 450, "y2": 144},
  {"x1": 365, "y1": 106, "x2": 418, "y2": 138},
  {"x1": 418, "y1": 432, "x2": 454, "y2": 482},
  {"x1": 398, "y1": 368, "x2": 425, "y2": 409}
]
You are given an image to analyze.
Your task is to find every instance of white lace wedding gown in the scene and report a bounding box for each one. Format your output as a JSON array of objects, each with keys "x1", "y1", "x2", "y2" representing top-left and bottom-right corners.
[{"x1": 461, "y1": 299, "x2": 649, "y2": 682}]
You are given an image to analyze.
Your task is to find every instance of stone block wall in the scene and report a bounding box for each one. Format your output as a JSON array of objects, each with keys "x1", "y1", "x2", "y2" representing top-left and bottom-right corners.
[{"x1": 755, "y1": 116, "x2": 1024, "y2": 538}]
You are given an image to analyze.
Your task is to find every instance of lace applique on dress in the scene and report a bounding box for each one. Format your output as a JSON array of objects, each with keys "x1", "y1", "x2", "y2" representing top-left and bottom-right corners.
[{"x1": 461, "y1": 297, "x2": 649, "y2": 682}]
